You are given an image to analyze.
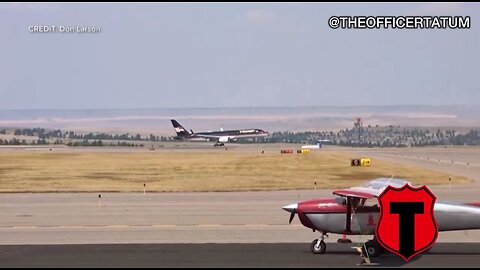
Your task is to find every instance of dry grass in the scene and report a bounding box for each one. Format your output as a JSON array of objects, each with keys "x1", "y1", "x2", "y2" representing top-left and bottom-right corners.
[{"x1": 0, "y1": 151, "x2": 471, "y2": 192}]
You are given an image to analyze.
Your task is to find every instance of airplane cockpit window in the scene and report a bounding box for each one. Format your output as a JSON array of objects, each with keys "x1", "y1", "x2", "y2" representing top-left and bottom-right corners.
[
  {"x1": 357, "y1": 198, "x2": 379, "y2": 211},
  {"x1": 335, "y1": 197, "x2": 347, "y2": 205},
  {"x1": 365, "y1": 199, "x2": 378, "y2": 207}
]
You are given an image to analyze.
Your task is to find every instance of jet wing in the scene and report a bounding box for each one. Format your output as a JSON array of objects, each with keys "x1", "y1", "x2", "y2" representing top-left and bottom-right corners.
[
  {"x1": 194, "y1": 134, "x2": 222, "y2": 139},
  {"x1": 333, "y1": 177, "x2": 411, "y2": 198},
  {"x1": 196, "y1": 134, "x2": 256, "y2": 139}
]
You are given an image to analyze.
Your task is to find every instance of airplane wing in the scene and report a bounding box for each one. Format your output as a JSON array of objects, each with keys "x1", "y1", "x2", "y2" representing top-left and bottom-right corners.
[
  {"x1": 332, "y1": 178, "x2": 411, "y2": 234},
  {"x1": 333, "y1": 189, "x2": 375, "y2": 199},
  {"x1": 194, "y1": 134, "x2": 222, "y2": 139},
  {"x1": 333, "y1": 177, "x2": 411, "y2": 198}
]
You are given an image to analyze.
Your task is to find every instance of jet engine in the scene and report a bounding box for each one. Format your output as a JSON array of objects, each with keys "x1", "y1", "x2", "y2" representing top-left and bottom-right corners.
[{"x1": 218, "y1": 136, "x2": 230, "y2": 143}]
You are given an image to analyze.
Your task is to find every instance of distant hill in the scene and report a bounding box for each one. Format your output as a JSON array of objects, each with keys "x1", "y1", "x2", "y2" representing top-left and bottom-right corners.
[{"x1": 1, "y1": 106, "x2": 479, "y2": 135}]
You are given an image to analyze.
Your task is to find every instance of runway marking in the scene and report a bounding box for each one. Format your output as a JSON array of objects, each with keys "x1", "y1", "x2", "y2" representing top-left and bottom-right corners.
[
  {"x1": 106, "y1": 225, "x2": 129, "y2": 228},
  {"x1": 151, "y1": 225, "x2": 176, "y2": 228},
  {"x1": 244, "y1": 224, "x2": 302, "y2": 228},
  {"x1": 63, "y1": 226, "x2": 85, "y2": 229},
  {"x1": 377, "y1": 153, "x2": 480, "y2": 167},
  {"x1": 197, "y1": 224, "x2": 222, "y2": 228},
  {"x1": 245, "y1": 224, "x2": 268, "y2": 227}
]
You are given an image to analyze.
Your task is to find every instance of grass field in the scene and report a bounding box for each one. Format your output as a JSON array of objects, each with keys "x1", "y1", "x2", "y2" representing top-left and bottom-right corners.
[{"x1": 0, "y1": 150, "x2": 471, "y2": 192}]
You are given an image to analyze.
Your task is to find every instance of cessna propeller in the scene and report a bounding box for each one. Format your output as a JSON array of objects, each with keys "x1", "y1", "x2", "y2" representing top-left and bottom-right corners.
[{"x1": 283, "y1": 203, "x2": 298, "y2": 224}]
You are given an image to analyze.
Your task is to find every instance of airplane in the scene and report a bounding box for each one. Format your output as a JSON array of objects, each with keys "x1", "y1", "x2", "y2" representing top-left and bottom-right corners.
[
  {"x1": 301, "y1": 140, "x2": 331, "y2": 149},
  {"x1": 171, "y1": 119, "x2": 269, "y2": 146},
  {"x1": 282, "y1": 177, "x2": 480, "y2": 258}
]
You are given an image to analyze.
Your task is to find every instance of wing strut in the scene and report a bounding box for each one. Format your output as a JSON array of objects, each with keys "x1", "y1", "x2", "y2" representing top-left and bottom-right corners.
[{"x1": 345, "y1": 197, "x2": 352, "y2": 233}]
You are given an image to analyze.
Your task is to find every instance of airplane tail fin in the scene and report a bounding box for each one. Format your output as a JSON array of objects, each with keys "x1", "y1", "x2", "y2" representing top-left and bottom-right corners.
[{"x1": 171, "y1": 119, "x2": 192, "y2": 138}]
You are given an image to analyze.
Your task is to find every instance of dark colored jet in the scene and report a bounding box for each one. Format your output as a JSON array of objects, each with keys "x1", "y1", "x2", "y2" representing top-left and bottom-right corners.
[{"x1": 171, "y1": 119, "x2": 268, "y2": 146}]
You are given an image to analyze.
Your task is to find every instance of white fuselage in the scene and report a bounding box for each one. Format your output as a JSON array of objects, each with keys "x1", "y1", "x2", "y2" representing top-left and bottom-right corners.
[
  {"x1": 301, "y1": 145, "x2": 321, "y2": 149},
  {"x1": 306, "y1": 202, "x2": 480, "y2": 235}
]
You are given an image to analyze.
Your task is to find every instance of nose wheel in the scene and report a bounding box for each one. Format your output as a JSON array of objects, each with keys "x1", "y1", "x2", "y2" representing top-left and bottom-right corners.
[{"x1": 310, "y1": 233, "x2": 327, "y2": 254}]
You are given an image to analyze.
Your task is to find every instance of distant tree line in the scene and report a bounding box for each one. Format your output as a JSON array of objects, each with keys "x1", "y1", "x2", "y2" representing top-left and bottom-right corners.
[
  {"x1": 264, "y1": 127, "x2": 480, "y2": 147},
  {"x1": 65, "y1": 140, "x2": 145, "y2": 147},
  {"x1": 0, "y1": 138, "x2": 48, "y2": 145},
  {"x1": 8, "y1": 128, "x2": 174, "y2": 141},
  {"x1": 67, "y1": 132, "x2": 172, "y2": 142},
  {"x1": 13, "y1": 128, "x2": 62, "y2": 139},
  {"x1": 2, "y1": 126, "x2": 480, "y2": 148}
]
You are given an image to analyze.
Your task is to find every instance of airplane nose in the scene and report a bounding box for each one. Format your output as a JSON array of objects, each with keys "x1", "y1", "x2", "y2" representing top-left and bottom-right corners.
[
  {"x1": 283, "y1": 203, "x2": 298, "y2": 224},
  {"x1": 282, "y1": 203, "x2": 298, "y2": 213}
]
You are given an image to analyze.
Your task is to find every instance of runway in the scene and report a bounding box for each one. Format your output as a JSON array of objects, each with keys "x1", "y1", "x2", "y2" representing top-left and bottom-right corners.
[
  {"x1": 1, "y1": 243, "x2": 480, "y2": 267},
  {"x1": 356, "y1": 147, "x2": 480, "y2": 182},
  {"x1": 1, "y1": 189, "x2": 480, "y2": 245},
  {"x1": 1, "y1": 146, "x2": 480, "y2": 267}
]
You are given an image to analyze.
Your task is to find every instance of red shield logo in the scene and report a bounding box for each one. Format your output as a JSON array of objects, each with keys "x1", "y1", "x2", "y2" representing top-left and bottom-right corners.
[{"x1": 375, "y1": 184, "x2": 438, "y2": 261}]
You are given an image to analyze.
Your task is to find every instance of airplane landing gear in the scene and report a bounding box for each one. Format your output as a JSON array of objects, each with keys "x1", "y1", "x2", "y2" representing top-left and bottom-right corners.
[
  {"x1": 214, "y1": 142, "x2": 224, "y2": 147},
  {"x1": 310, "y1": 233, "x2": 327, "y2": 254}
]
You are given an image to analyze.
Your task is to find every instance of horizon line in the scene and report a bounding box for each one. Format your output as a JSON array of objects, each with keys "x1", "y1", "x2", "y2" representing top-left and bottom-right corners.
[{"x1": 0, "y1": 104, "x2": 477, "y2": 111}]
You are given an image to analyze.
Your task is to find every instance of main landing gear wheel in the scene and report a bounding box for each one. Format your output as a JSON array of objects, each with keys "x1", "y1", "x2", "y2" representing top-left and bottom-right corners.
[
  {"x1": 311, "y1": 239, "x2": 326, "y2": 254},
  {"x1": 362, "y1": 240, "x2": 383, "y2": 258}
]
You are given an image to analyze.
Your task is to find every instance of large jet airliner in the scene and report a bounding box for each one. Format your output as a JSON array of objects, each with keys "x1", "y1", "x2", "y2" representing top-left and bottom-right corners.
[{"x1": 171, "y1": 119, "x2": 269, "y2": 146}]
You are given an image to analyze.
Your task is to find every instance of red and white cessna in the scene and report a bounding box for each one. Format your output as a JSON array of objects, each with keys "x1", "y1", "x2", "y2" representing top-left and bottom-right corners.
[{"x1": 283, "y1": 178, "x2": 480, "y2": 257}]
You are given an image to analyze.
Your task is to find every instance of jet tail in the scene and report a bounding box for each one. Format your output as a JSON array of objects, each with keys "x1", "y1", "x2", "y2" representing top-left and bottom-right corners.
[{"x1": 171, "y1": 119, "x2": 192, "y2": 139}]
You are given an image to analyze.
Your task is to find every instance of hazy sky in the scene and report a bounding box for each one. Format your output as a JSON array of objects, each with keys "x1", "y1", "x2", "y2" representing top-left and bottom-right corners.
[{"x1": 1, "y1": 2, "x2": 479, "y2": 109}]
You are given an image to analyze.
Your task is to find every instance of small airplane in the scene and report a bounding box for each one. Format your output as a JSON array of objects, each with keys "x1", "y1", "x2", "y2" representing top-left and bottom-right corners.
[
  {"x1": 301, "y1": 140, "x2": 331, "y2": 149},
  {"x1": 283, "y1": 177, "x2": 480, "y2": 258},
  {"x1": 171, "y1": 119, "x2": 269, "y2": 146}
]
